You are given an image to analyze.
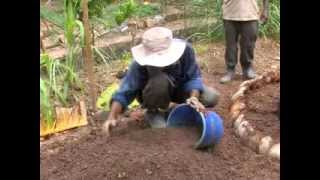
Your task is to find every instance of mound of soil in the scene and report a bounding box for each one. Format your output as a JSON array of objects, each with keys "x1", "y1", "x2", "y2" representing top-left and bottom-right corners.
[
  {"x1": 245, "y1": 82, "x2": 280, "y2": 143},
  {"x1": 41, "y1": 125, "x2": 279, "y2": 180}
]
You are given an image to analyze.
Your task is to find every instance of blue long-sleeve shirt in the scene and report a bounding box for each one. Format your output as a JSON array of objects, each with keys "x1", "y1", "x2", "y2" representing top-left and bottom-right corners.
[{"x1": 112, "y1": 42, "x2": 204, "y2": 109}]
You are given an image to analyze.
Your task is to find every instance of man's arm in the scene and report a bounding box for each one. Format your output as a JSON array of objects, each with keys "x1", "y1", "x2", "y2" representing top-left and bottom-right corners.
[
  {"x1": 103, "y1": 61, "x2": 146, "y2": 134},
  {"x1": 181, "y1": 44, "x2": 206, "y2": 111},
  {"x1": 107, "y1": 101, "x2": 123, "y2": 121},
  {"x1": 103, "y1": 101, "x2": 123, "y2": 136},
  {"x1": 182, "y1": 44, "x2": 204, "y2": 93},
  {"x1": 263, "y1": 0, "x2": 269, "y2": 11},
  {"x1": 260, "y1": 0, "x2": 269, "y2": 24}
]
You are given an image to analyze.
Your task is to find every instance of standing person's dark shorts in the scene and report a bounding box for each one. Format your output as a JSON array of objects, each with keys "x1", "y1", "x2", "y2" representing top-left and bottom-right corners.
[{"x1": 220, "y1": 0, "x2": 269, "y2": 83}]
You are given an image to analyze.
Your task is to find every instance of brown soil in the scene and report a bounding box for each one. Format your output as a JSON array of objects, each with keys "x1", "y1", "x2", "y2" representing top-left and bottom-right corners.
[
  {"x1": 245, "y1": 83, "x2": 280, "y2": 144},
  {"x1": 40, "y1": 39, "x2": 280, "y2": 180},
  {"x1": 41, "y1": 125, "x2": 279, "y2": 180}
]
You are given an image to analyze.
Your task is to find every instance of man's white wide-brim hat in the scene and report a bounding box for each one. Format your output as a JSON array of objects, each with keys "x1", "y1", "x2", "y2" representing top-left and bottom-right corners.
[{"x1": 131, "y1": 27, "x2": 186, "y2": 67}]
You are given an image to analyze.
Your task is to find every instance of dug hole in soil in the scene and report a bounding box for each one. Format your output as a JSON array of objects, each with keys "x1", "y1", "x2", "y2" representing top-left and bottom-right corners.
[{"x1": 41, "y1": 39, "x2": 280, "y2": 180}]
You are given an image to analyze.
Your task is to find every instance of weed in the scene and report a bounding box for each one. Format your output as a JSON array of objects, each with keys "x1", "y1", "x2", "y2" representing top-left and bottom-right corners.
[
  {"x1": 194, "y1": 43, "x2": 209, "y2": 55},
  {"x1": 115, "y1": 0, "x2": 137, "y2": 25},
  {"x1": 40, "y1": 78, "x2": 55, "y2": 127},
  {"x1": 259, "y1": 0, "x2": 280, "y2": 39}
]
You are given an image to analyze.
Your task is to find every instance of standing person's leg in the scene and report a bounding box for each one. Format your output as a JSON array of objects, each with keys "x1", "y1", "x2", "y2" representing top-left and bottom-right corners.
[
  {"x1": 239, "y1": 20, "x2": 259, "y2": 79},
  {"x1": 220, "y1": 20, "x2": 240, "y2": 84}
]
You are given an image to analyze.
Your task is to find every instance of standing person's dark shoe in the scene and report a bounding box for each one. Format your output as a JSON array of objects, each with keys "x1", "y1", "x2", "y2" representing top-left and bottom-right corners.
[
  {"x1": 243, "y1": 66, "x2": 256, "y2": 80},
  {"x1": 220, "y1": 70, "x2": 235, "y2": 84}
]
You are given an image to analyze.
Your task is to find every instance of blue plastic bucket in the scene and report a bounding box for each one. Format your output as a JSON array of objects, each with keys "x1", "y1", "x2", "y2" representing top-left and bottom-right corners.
[{"x1": 167, "y1": 104, "x2": 224, "y2": 149}]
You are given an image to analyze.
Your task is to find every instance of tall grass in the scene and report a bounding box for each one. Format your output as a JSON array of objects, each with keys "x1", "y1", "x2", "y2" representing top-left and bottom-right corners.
[
  {"x1": 133, "y1": 3, "x2": 160, "y2": 17},
  {"x1": 259, "y1": 0, "x2": 280, "y2": 39},
  {"x1": 40, "y1": 54, "x2": 68, "y2": 105},
  {"x1": 63, "y1": 0, "x2": 85, "y2": 96},
  {"x1": 40, "y1": 6, "x2": 65, "y2": 29},
  {"x1": 186, "y1": 0, "x2": 224, "y2": 42},
  {"x1": 40, "y1": 78, "x2": 55, "y2": 127}
]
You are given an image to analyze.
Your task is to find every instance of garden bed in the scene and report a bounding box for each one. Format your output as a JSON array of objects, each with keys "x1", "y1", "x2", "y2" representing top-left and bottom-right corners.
[
  {"x1": 230, "y1": 67, "x2": 280, "y2": 159},
  {"x1": 40, "y1": 124, "x2": 279, "y2": 180},
  {"x1": 245, "y1": 82, "x2": 280, "y2": 144}
]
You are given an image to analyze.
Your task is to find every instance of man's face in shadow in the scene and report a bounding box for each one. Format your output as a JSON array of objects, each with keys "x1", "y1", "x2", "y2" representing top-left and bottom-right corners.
[{"x1": 142, "y1": 66, "x2": 174, "y2": 110}]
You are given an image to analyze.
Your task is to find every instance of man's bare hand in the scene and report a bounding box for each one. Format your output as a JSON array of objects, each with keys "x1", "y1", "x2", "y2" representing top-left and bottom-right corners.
[
  {"x1": 103, "y1": 101, "x2": 123, "y2": 136},
  {"x1": 260, "y1": 9, "x2": 268, "y2": 24},
  {"x1": 186, "y1": 97, "x2": 205, "y2": 112},
  {"x1": 129, "y1": 109, "x2": 145, "y2": 122},
  {"x1": 102, "y1": 119, "x2": 117, "y2": 136}
]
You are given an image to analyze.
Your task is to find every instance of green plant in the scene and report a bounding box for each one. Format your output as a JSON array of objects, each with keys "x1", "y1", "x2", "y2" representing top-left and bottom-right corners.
[
  {"x1": 133, "y1": 3, "x2": 160, "y2": 17},
  {"x1": 41, "y1": 5, "x2": 65, "y2": 29},
  {"x1": 96, "y1": 82, "x2": 139, "y2": 111},
  {"x1": 40, "y1": 78, "x2": 55, "y2": 127},
  {"x1": 120, "y1": 51, "x2": 132, "y2": 66},
  {"x1": 194, "y1": 43, "x2": 209, "y2": 55},
  {"x1": 115, "y1": 0, "x2": 137, "y2": 25},
  {"x1": 93, "y1": 47, "x2": 111, "y2": 64},
  {"x1": 259, "y1": 0, "x2": 280, "y2": 39},
  {"x1": 93, "y1": 45, "x2": 122, "y2": 64},
  {"x1": 40, "y1": 54, "x2": 69, "y2": 105},
  {"x1": 88, "y1": 0, "x2": 113, "y2": 17},
  {"x1": 63, "y1": 0, "x2": 85, "y2": 94},
  {"x1": 186, "y1": 0, "x2": 224, "y2": 42},
  {"x1": 208, "y1": 0, "x2": 224, "y2": 40}
]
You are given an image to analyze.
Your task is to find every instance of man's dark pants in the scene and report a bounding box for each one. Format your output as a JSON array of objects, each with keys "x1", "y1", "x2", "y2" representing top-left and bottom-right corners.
[
  {"x1": 139, "y1": 72, "x2": 219, "y2": 108},
  {"x1": 224, "y1": 20, "x2": 259, "y2": 71}
]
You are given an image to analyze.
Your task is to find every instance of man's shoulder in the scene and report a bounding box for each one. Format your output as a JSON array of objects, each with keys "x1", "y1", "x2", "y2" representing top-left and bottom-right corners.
[
  {"x1": 128, "y1": 60, "x2": 148, "y2": 75},
  {"x1": 130, "y1": 60, "x2": 143, "y2": 69},
  {"x1": 177, "y1": 41, "x2": 194, "y2": 61},
  {"x1": 181, "y1": 41, "x2": 196, "y2": 61},
  {"x1": 185, "y1": 42, "x2": 194, "y2": 52}
]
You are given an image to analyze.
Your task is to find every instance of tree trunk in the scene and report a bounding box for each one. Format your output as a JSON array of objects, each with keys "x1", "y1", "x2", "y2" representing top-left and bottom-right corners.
[{"x1": 81, "y1": 0, "x2": 97, "y2": 125}]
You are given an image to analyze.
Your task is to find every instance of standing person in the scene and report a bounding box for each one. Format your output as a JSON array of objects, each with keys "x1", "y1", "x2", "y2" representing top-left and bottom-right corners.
[
  {"x1": 102, "y1": 27, "x2": 220, "y2": 135},
  {"x1": 220, "y1": 0, "x2": 269, "y2": 83}
]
